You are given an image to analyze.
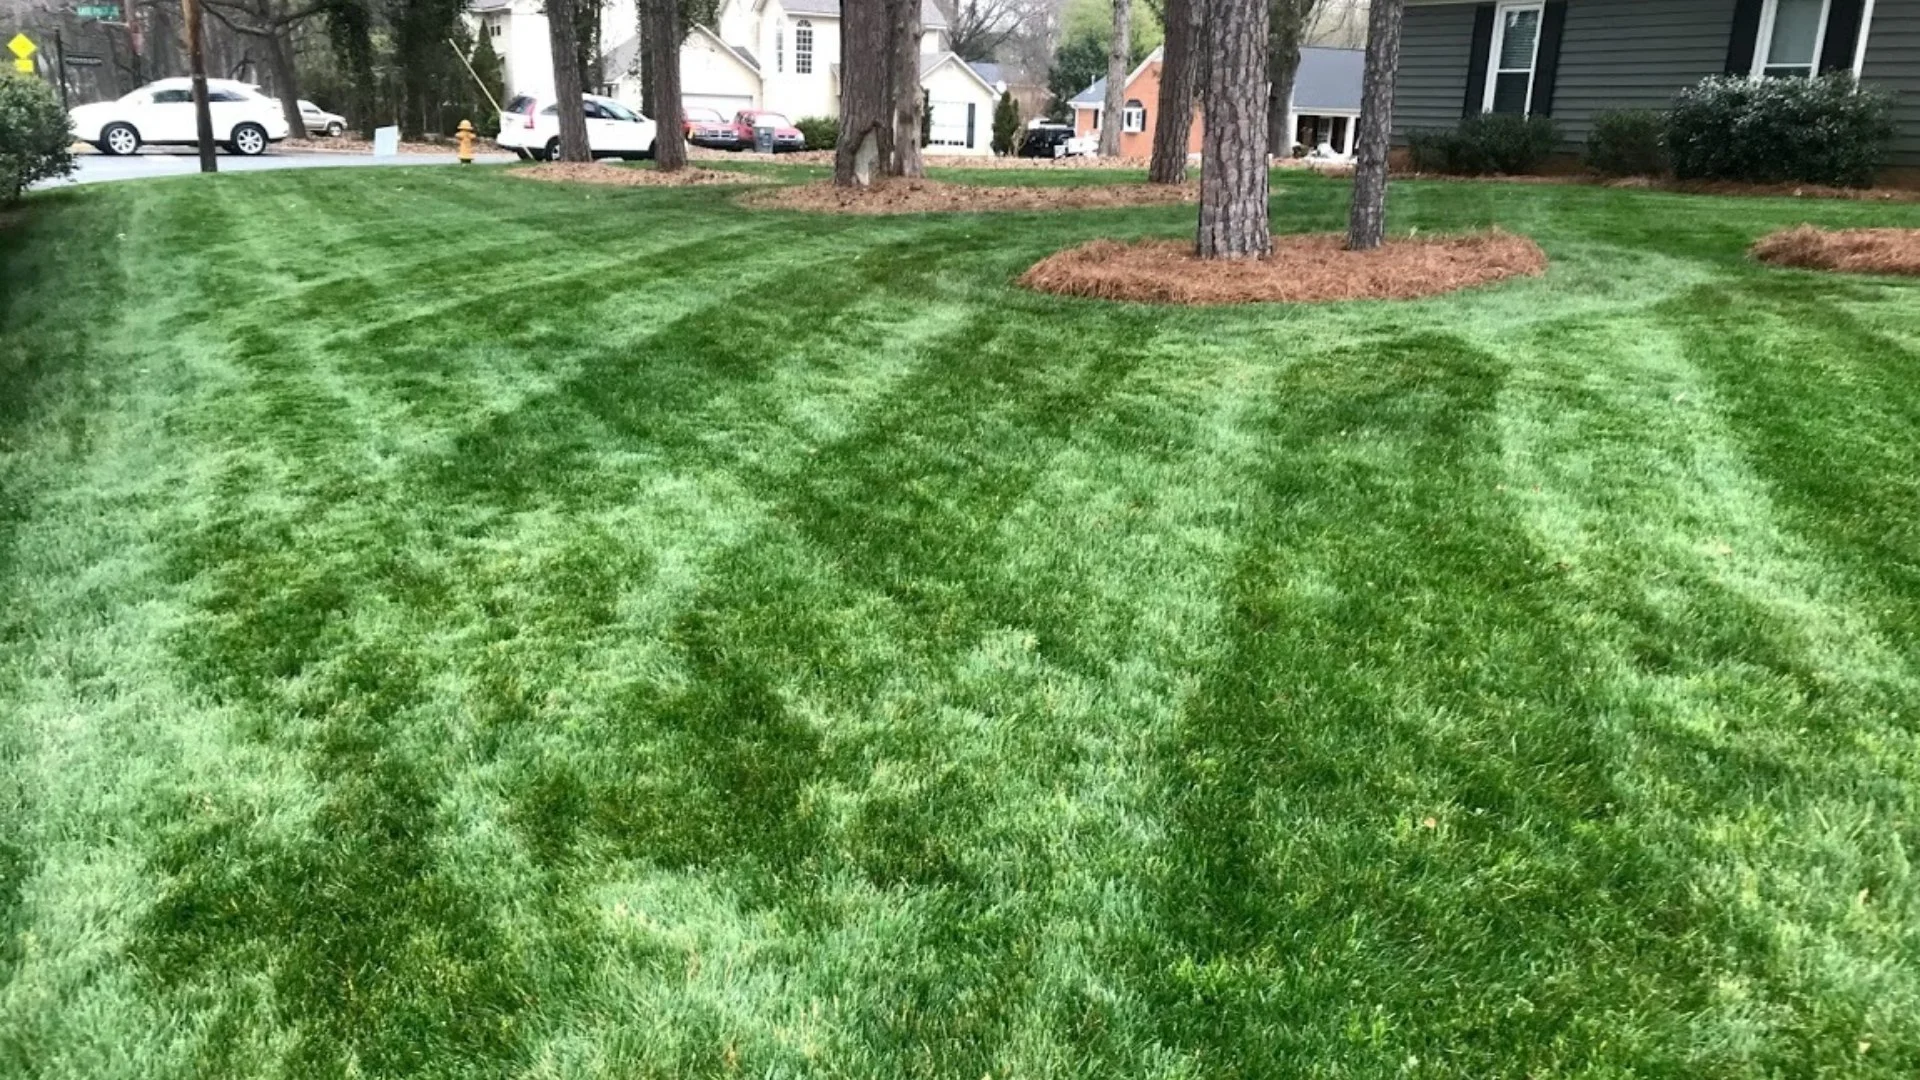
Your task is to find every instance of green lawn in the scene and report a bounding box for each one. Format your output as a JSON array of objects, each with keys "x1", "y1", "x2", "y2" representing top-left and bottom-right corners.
[{"x1": 3, "y1": 164, "x2": 1919, "y2": 1079}]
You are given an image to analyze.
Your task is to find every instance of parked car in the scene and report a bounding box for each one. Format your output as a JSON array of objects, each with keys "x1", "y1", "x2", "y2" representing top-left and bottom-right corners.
[
  {"x1": 1018, "y1": 124, "x2": 1096, "y2": 159},
  {"x1": 683, "y1": 105, "x2": 742, "y2": 150},
  {"x1": 498, "y1": 94, "x2": 658, "y2": 161},
  {"x1": 729, "y1": 110, "x2": 806, "y2": 153},
  {"x1": 68, "y1": 77, "x2": 290, "y2": 156},
  {"x1": 298, "y1": 99, "x2": 347, "y2": 137}
]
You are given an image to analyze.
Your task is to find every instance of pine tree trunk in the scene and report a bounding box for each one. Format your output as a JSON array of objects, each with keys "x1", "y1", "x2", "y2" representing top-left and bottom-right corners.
[
  {"x1": 1266, "y1": 0, "x2": 1316, "y2": 155},
  {"x1": 546, "y1": 0, "x2": 592, "y2": 161},
  {"x1": 1100, "y1": 0, "x2": 1130, "y2": 157},
  {"x1": 1148, "y1": 0, "x2": 1197, "y2": 182},
  {"x1": 261, "y1": 28, "x2": 306, "y2": 140},
  {"x1": 639, "y1": 36, "x2": 656, "y2": 117},
  {"x1": 888, "y1": 0, "x2": 923, "y2": 176},
  {"x1": 1197, "y1": 0, "x2": 1269, "y2": 258},
  {"x1": 835, "y1": 0, "x2": 893, "y2": 186},
  {"x1": 644, "y1": 0, "x2": 686, "y2": 170},
  {"x1": 1346, "y1": 0, "x2": 1404, "y2": 250}
]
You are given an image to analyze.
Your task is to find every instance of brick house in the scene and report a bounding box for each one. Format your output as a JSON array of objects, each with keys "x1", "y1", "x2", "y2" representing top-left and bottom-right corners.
[{"x1": 1070, "y1": 46, "x2": 1365, "y2": 159}]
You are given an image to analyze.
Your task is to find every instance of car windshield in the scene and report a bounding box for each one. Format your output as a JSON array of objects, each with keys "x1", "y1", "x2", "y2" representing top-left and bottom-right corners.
[
  {"x1": 597, "y1": 99, "x2": 641, "y2": 122},
  {"x1": 122, "y1": 85, "x2": 177, "y2": 103},
  {"x1": 757, "y1": 113, "x2": 792, "y2": 127},
  {"x1": 686, "y1": 108, "x2": 722, "y2": 122}
]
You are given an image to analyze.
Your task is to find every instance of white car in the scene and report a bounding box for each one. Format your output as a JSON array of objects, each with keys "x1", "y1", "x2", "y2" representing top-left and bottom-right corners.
[
  {"x1": 69, "y1": 77, "x2": 290, "y2": 156},
  {"x1": 298, "y1": 99, "x2": 347, "y2": 137},
  {"x1": 498, "y1": 93, "x2": 658, "y2": 162}
]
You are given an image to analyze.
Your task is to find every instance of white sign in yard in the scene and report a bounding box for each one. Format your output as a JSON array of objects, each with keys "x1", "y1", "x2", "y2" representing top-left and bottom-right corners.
[{"x1": 371, "y1": 126, "x2": 400, "y2": 157}]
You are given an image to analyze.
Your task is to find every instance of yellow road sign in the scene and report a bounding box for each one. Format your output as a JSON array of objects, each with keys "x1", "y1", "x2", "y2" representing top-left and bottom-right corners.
[
  {"x1": 8, "y1": 33, "x2": 35, "y2": 59},
  {"x1": 12, "y1": 58, "x2": 30, "y2": 72}
]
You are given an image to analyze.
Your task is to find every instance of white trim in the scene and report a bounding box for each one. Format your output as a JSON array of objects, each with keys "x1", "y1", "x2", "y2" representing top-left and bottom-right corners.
[
  {"x1": 1481, "y1": 1, "x2": 1544, "y2": 115},
  {"x1": 1852, "y1": 0, "x2": 1877, "y2": 77},
  {"x1": 1751, "y1": 0, "x2": 1833, "y2": 78}
]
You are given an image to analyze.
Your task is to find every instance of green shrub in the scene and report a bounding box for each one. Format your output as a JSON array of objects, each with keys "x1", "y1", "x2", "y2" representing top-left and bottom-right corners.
[
  {"x1": 794, "y1": 115, "x2": 837, "y2": 151},
  {"x1": 1585, "y1": 109, "x2": 1667, "y2": 176},
  {"x1": 1406, "y1": 113, "x2": 1559, "y2": 175},
  {"x1": 0, "y1": 74, "x2": 74, "y2": 204},
  {"x1": 1665, "y1": 73, "x2": 1894, "y2": 187},
  {"x1": 991, "y1": 91, "x2": 1020, "y2": 156}
]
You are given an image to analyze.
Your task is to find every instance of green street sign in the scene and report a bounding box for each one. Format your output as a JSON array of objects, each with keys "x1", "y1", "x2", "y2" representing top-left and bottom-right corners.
[{"x1": 75, "y1": 4, "x2": 121, "y2": 18}]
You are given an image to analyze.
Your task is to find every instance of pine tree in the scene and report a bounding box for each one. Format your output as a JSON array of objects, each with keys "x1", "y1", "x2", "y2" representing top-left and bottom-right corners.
[
  {"x1": 991, "y1": 90, "x2": 1019, "y2": 155},
  {"x1": 469, "y1": 31, "x2": 505, "y2": 136}
]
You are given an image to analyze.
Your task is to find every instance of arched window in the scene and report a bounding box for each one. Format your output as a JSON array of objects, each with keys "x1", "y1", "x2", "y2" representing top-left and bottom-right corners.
[
  {"x1": 775, "y1": 22, "x2": 784, "y2": 72},
  {"x1": 795, "y1": 20, "x2": 814, "y2": 75},
  {"x1": 1122, "y1": 99, "x2": 1147, "y2": 133}
]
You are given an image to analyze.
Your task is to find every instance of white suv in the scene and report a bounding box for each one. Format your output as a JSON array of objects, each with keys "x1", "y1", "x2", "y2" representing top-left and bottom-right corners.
[
  {"x1": 69, "y1": 78, "x2": 291, "y2": 156},
  {"x1": 498, "y1": 94, "x2": 659, "y2": 162}
]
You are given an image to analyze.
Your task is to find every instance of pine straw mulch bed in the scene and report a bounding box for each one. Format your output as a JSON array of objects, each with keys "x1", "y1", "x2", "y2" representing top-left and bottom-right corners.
[
  {"x1": 1750, "y1": 225, "x2": 1920, "y2": 275},
  {"x1": 508, "y1": 162, "x2": 757, "y2": 187},
  {"x1": 737, "y1": 177, "x2": 1199, "y2": 214},
  {"x1": 1019, "y1": 230, "x2": 1548, "y2": 305}
]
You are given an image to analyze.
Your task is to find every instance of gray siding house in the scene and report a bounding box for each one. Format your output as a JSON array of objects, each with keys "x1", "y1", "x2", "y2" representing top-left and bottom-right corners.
[{"x1": 1394, "y1": 0, "x2": 1920, "y2": 165}]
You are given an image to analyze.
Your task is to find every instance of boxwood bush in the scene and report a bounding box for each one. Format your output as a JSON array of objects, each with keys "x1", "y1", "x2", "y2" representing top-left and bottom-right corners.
[
  {"x1": 1585, "y1": 109, "x2": 1667, "y2": 176},
  {"x1": 1, "y1": 74, "x2": 74, "y2": 204},
  {"x1": 794, "y1": 116, "x2": 837, "y2": 151},
  {"x1": 1406, "y1": 114, "x2": 1559, "y2": 175},
  {"x1": 1665, "y1": 73, "x2": 1894, "y2": 187}
]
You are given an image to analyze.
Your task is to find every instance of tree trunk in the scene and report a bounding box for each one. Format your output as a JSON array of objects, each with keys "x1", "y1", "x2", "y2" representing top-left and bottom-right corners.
[
  {"x1": 1148, "y1": 0, "x2": 1197, "y2": 182},
  {"x1": 888, "y1": 0, "x2": 923, "y2": 176},
  {"x1": 261, "y1": 27, "x2": 306, "y2": 142},
  {"x1": 638, "y1": 32, "x2": 655, "y2": 117},
  {"x1": 1346, "y1": 0, "x2": 1403, "y2": 250},
  {"x1": 644, "y1": 0, "x2": 686, "y2": 170},
  {"x1": 1197, "y1": 0, "x2": 1269, "y2": 257},
  {"x1": 182, "y1": 0, "x2": 218, "y2": 172},
  {"x1": 1100, "y1": 0, "x2": 1130, "y2": 157},
  {"x1": 835, "y1": 0, "x2": 893, "y2": 186},
  {"x1": 1266, "y1": 0, "x2": 1317, "y2": 154},
  {"x1": 546, "y1": 0, "x2": 592, "y2": 161}
]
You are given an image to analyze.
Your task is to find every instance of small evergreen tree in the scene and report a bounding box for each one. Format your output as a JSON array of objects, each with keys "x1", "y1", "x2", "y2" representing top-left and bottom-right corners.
[
  {"x1": 0, "y1": 74, "x2": 73, "y2": 205},
  {"x1": 469, "y1": 31, "x2": 506, "y2": 136},
  {"x1": 991, "y1": 90, "x2": 1020, "y2": 155}
]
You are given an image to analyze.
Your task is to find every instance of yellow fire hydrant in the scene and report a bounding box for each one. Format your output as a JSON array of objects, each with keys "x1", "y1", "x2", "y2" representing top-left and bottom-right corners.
[{"x1": 457, "y1": 119, "x2": 476, "y2": 164}]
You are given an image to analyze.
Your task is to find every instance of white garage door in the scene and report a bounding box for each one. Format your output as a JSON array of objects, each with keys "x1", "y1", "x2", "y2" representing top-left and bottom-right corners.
[
  {"x1": 685, "y1": 94, "x2": 755, "y2": 116},
  {"x1": 928, "y1": 99, "x2": 978, "y2": 149}
]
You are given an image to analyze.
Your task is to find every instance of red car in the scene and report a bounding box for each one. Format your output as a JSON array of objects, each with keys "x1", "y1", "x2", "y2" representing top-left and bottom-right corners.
[
  {"x1": 683, "y1": 105, "x2": 742, "y2": 150},
  {"x1": 729, "y1": 110, "x2": 806, "y2": 152}
]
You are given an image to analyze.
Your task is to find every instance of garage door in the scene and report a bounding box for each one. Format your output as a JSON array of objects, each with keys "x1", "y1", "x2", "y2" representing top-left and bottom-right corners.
[
  {"x1": 685, "y1": 94, "x2": 754, "y2": 116},
  {"x1": 928, "y1": 99, "x2": 977, "y2": 149}
]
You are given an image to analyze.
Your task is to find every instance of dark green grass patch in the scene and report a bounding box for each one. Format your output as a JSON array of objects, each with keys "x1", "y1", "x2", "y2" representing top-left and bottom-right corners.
[{"x1": 2, "y1": 165, "x2": 1920, "y2": 1078}]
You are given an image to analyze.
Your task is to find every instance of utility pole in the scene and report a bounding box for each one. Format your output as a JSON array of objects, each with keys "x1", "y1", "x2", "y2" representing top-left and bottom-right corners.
[{"x1": 181, "y1": 0, "x2": 218, "y2": 173}]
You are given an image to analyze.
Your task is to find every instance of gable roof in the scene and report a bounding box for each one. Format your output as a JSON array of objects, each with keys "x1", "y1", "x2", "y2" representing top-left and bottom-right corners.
[
  {"x1": 1070, "y1": 46, "x2": 1162, "y2": 109},
  {"x1": 774, "y1": 0, "x2": 948, "y2": 29},
  {"x1": 1293, "y1": 46, "x2": 1363, "y2": 112},
  {"x1": 967, "y1": 61, "x2": 1003, "y2": 86},
  {"x1": 919, "y1": 51, "x2": 999, "y2": 95}
]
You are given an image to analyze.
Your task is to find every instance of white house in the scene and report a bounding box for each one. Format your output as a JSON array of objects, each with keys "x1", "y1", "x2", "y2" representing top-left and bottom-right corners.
[{"x1": 469, "y1": 0, "x2": 1005, "y2": 155}]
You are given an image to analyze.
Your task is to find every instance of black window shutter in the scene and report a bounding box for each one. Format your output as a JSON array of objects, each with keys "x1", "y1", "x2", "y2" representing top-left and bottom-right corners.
[
  {"x1": 1464, "y1": 3, "x2": 1496, "y2": 116},
  {"x1": 1820, "y1": 0, "x2": 1866, "y2": 73},
  {"x1": 1726, "y1": 0, "x2": 1765, "y2": 74},
  {"x1": 1529, "y1": 0, "x2": 1568, "y2": 116},
  {"x1": 966, "y1": 103, "x2": 976, "y2": 147}
]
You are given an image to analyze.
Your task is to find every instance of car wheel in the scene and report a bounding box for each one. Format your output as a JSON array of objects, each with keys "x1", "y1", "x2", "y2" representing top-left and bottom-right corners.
[
  {"x1": 544, "y1": 136, "x2": 566, "y2": 162},
  {"x1": 100, "y1": 122, "x2": 140, "y2": 156},
  {"x1": 514, "y1": 147, "x2": 534, "y2": 162},
  {"x1": 326, "y1": 121, "x2": 345, "y2": 137},
  {"x1": 230, "y1": 123, "x2": 269, "y2": 156}
]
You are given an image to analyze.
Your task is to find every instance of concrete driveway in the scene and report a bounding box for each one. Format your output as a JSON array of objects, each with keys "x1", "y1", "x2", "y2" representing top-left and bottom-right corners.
[{"x1": 41, "y1": 148, "x2": 516, "y2": 187}]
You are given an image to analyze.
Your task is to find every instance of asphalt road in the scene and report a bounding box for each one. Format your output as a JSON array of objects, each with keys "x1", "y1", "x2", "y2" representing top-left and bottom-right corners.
[{"x1": 40, "y1": 148, "x2": 517, "y2": 187}]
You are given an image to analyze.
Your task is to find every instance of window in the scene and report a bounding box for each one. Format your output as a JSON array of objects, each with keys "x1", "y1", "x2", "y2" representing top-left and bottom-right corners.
[
  {"x1": 1122, "y1": 98, "x2": 1145, "y2": 132},
  {"x1": 207, "y1": 89, "x2": 249, "y2": 102},
  {"x1": 775, "y1": 22, "x2": 784, "y2": 73},
  {"x1": 795, "y1": 20, "x2": 813, "y2": 75},
  {"x1": 1754, "y1": 0, "x2": 1830, "y2": 78},
  {"x1": 152, "y1": 89, "x2": 191, "y2": 103},
  {"x1": 1482, "y1": 1, "x2": 1542, "y2": 115}
]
